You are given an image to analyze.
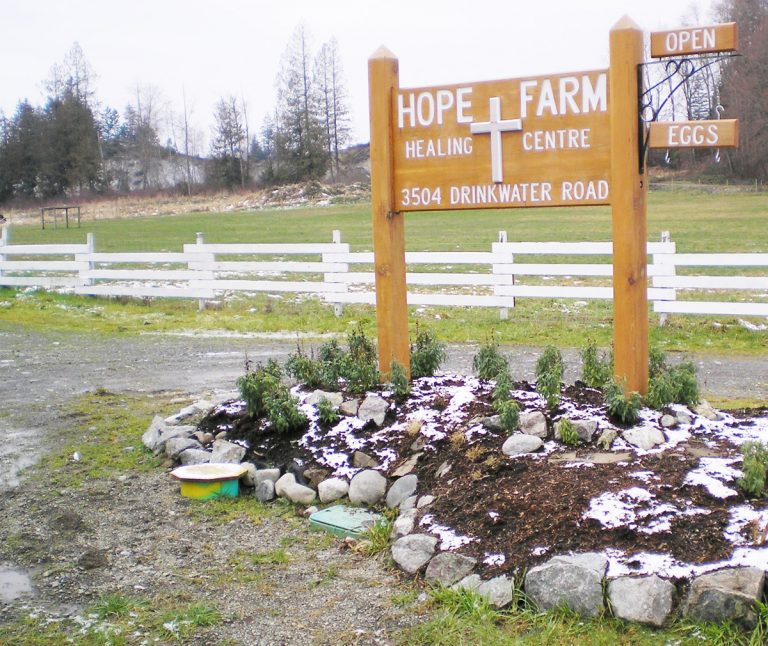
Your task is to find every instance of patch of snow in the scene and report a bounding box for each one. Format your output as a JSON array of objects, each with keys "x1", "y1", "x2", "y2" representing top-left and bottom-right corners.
[
  {"x1": 630, "y1": 471, "x2": 658, "y2": 483},
  {"x1": 583, "y1": 487, "x2": 654, "y2": 529},
  {"x1": 531, "y1": 546, "x2": 549, "y2": 557},
  {"x1": 724, "y1": 505, "x2": 768, "y2": 546},
  {"x1": 739, "y1": 319, "x2": 767, "y2": 331},
  {"x1": 483, "y1": 553, "x2": 506, "y2": 566},
  {"x1": 420, "y1": 514, "x2": 475, "y2": 551},
  {"x1": 683, "y1": 457, "x2": 741, "y2": 499}
]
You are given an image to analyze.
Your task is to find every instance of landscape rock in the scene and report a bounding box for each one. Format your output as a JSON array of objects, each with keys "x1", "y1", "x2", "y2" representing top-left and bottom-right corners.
[
  {"x1": 391, "y1": 453, "x2": 422, "y2": 478},
  {"x1": 502, "y1": 434, "x2": 544, "y2": 456},
  {"x1": 391, "y1": 534, "x2": 438, "y2": 574},
  {"x1": 339, "y1": 399, "x2": 360, "y2": 416},
  {"x1": 178, "y1": 448, "x2": 211, "y2": 466},
  {"x1": 435, "y1": 461, "x2": 452, "y2": 479},
  {"x1": 254, "y1": 468, "x2": 281, "y2": 485},
  {"x1": 623, "y1": 427, "x2": 666, "y2": 451},
  {"x1": 416, "y1": 495, "x2": 435, "y2": 509},
  {"x1": 306, "y1": 390, "x2": 344, "y2": 408},
  {"x1": 391, "y1": 509, "x2": 418, "y2": 540},
  {"x1": 520, "y1": 411, "x2": 548, "y2": 438},
  {"x1": 141, "y1": 416, "x2": 166, "y2": 452},
  {"x1": 425, "y1": 552, "x2": 478, "y2": 587},
  {"x1": 348, "y1": 469, "x2": 387, "y2": 505},
  {"x1": 596, "y1": 428, "x2": 618, "y2": 449},
  {"x1": 353, "y1": 451, "x2": 379, "y2": 469},
  {"x1": 358, "y1": 395, "x2": 390, "y2": 426},
  {"x1": 608, "y1": 575, "x2": 676, "y2": 627},
  {"x1": 318, "y1": 477, "x2": 349, "y2": 503},
  {"x1": 684, "y1": 567, "x2": 765, "y2": 629},
  {"x1": 210, "y1": 439, "x2": 246, "y2": 464},
  {"x1": 386, "y1": 474, "x2": 419, "y2": 509},
  {"x1": 192, "y1": 431, "x2": 214, "y2": 445},
  {"x1": 164, "y1": 401, "x2": 209, "y2": 424},
  {"x1": 525, "y1": 553, "x2": 607, "y2": 617},
  {"x1": 660, "y1": 414, "x2": 677, "y2": 429},
  {"x1": 479, "y1": 415, "x2": 504, "y2": 432},
  {"x1": 554, "y1": 419, "x2": 598, "y2": 442},
  {"x1": 692, "y1": 400, "x2": 721, "y2": 421},
  {"x1": 255, "y1": 479, "x2": 275, "y2": 502},
  {"x1": 240, "y1": 462, "x2": 258, "y2": 487},
  {"x1": 477, "y1": 575, "x2": 516, "y2": 608},
  {"x1": 302, "y1": 466, "x2": 330, "y2": 488},
  {"x1": 452, "y1": 574, "x2": 482, "y2": 592},
  {"x1": 274, "y1": 473, "x2": 316, "y2": 505},
  {"x1": 400, "y1": 495, "x2": 417, "y2": 512},
  {"x1": 165, "y1": 436, "x2": 201, "y2": 460},
  {"x1": 675, "y1": 410, "x2": 693, "y2": 425}
]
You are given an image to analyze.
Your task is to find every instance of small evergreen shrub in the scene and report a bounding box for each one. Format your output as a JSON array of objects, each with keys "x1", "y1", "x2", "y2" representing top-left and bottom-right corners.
[
  {"x1": 649, "y1": 347, "x2": 667, "y2": 380},
  {"x1": 342, "y1": 324, "x2": 379, "y2": 394},
  {"x1": 557, "y1": 417, "x2": 580, "y2": 446},
  {"x1": 580, "y1": 339, "x2": 612, "y2": 389},
  {"x1": 285, "y1": 347, "x2": 324, "y2": 389},
  {"x1": 645, "y1": 350, "x2": 700, "y2": 410},
  {"x1": 536, "y1": 346, "x2": 564, "y2": 409},
  {"x1": 472, "y1": 340, "x2": 508, "y2": 381},
  {"x1": 497, "y1": 399, "x2": 520, "y2": 432},
  {"x1": 315, "y1": 397, "x2": 340, "y2": 427},
  {"x1": 410, "y1": 326, "x2": 447, "y2": 378},
  {"x1": 389, "y1": 361, "x2": 411, "y2": 401},
  {"x1": 645, "y1": 370, "x2": 676, "y2": 410},
  {"x1": 492, "y1": 370, "x2": 513, "y2": 407},
  {"x1": 605, "y1": 380, "x2": 643, "y2": 425},
  {"x1": 738, "y1": 442, "x2": 768, "y2": 499},
  {"x1": 237, "y1": 360, "x2": 307, "y2": 433},
  {"x1": 669, "y1": 361, "x2": 700, "y2": 406}
]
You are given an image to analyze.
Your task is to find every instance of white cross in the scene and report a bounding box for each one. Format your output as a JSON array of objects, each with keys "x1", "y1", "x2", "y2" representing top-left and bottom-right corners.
[{"x1": 470, "y1": 97, "x2": 522, "y2": 183}]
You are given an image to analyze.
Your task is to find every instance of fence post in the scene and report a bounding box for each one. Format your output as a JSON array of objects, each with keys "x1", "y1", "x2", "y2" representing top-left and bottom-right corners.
[
  {"x1": 496, "y1": 230, "x2": 513, "y2": 320},
  {"x1": 0, "y1": 224, "x2": 8, "y2": 279},
  {"x1": 331, "y1": 230, "x2": 343, "y2": 317},
  {"x1": 194, "y1": 232, "x2": 206, "y2": 311},
  {"x1": 83, "y1": 232, "x2": 95, "y2": 287},
  {"x1": 656, "y1": 231, "x2": 673, "y2": 326}
]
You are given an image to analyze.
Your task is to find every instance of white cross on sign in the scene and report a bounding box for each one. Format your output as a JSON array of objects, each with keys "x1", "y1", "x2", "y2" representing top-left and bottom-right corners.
[{"x1": 470, "y1": 96, "x2": 523, "y2": 183}]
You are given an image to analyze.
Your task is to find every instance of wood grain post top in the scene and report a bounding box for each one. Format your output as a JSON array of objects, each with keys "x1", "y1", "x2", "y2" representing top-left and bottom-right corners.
[
  {"x1": 611, "y1": 15, "x2": 641, "y2": 32},
  {"x1": 369, "y1": 46, "x2": 398, "y2": 62}
]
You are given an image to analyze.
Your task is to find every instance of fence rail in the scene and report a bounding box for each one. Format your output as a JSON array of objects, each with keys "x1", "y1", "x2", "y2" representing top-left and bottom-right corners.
[{"x1": 2, "y1": 224, "x2": 768, "y2": 319}]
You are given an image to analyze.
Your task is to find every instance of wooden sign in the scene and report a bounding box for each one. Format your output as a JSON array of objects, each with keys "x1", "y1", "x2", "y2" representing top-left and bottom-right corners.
[
  {"x1": 650, "y1": 22, "x2": 738, "y2": 57},
  {"x1": 393, "y1": 71, "x2": 611, "y2": 211},
  {"x1": 648, "y1": 119, "x2": 740, "y2": 149}
]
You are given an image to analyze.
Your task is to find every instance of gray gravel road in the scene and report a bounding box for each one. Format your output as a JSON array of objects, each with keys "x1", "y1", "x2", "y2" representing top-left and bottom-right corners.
[{"x1": 2, "y1": 323, "x2": 767, "y2": 488}]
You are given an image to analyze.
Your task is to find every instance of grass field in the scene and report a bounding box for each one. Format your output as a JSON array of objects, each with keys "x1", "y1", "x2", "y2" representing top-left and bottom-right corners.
[
  {"x1": 6, "y1": 189, "x2": 768, "y2": 253},
  {"x1": 1, "y1": 189, "x2": 768, "y2": 354}
]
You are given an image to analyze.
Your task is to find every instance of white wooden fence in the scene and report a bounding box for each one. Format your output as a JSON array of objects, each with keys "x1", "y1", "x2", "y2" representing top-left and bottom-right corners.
[{"x1": 2, "y1": 224, "x2": 768, "y2": 318}]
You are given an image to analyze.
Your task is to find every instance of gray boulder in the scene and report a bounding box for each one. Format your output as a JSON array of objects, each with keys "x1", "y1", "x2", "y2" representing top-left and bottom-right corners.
[
  {"x1": 693, "y1": 400, "x2": 721, "y2": 421},
  {"x1": 684, "y1": 567, "x2": 765, "y2": 629},
  {"x1": 141, "y1": 416, "x2": 166, "y2": 452},
  {"x1": 479, "y1": 415, "x2": 504, "y2": 432},
  {"x1": 349, "y1": 469, "x2": 387, "y2": 505},
  {"x1": 340, "y1": 399, "x2": 360, "y2": 416},
  {"x1": 478, "y1": 575, "x2": 516, "y2": 608},
  {"x1": 608, "y1": 575, "x2": 675, "y2": 627},
  {"x1": 306, "y1": 390, "x2": 344, "y2": 407},
  {"x1": 210, "y1": 439, "x2": 246, "y2": 464},
  {"x1": 520, "y1": 411, "x2": 548, "y2": 438},
  {"x1": 425, "y1": 553, "x2": 477, "y2": 587},
  {"x1": 660, "y1": 414, "x2": 677, "y2": 428},
  {"x1": 391, "y1": 509, "x2": 417, "y2": 540},
  {"x1": 274, "y1": 473, "x2": 316, "y2": 505},
  {"x1": 623, "y1": 427, "x2": 666, "y2": 451},
  {"x1": 318, "y1": 477, "x2": 349, "y2": 503},
  {"x1": 353, "y1": 451, "x2": 379, "y2": 469},
  {"x1": 391, "y1": 534, "x2": 437, "y2": 574},
  {"x1": 502, "y1": 434, "x2": 544, "y2": 456},
  {"x1": 391, "y1": 453, "x2": 421, "y2": 477},
  {"x1": 386, "y1": 474, "x2": 419, "y2": 509},
  {"x1": 597, "y1": 428, "x2": 618, "y2": 449},
  {"x1": 452, "y1": 574, "x2": 482, "y2": 592},
  {"x1": 525, "y1": 553, "x2": 607, "y2": 617},
  {"x1": 177, "y1": 448, "x2": 211, "y2": 466},
  {"x1": 555, "y1": 419, "x2": 598, "y2": 442},
  {"x1": 254, "y1": 468, "x2": 281, "y2": 484},
  {"x1": 358, "y1": 395, "x2": 390, "y2": 426},
  {"x1": 165, "y1": 437, "x2": 201, "y2": 460},
  {"x1": 255, "y1": 479, "x2": 275, "y2": 503},
  {"x1": 400, "y1": 495, "x2": 418, "y2": 512}
]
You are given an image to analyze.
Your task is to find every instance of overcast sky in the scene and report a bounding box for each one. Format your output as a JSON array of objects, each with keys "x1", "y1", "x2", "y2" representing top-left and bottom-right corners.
[{"x1": 2, "y1": 0, "x2": 715, "y2": 149}]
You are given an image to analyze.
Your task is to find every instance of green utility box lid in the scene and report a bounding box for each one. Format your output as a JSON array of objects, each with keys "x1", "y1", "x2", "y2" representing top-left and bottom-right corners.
[{"x1": 309, "y1": 505, "x2": 383, "y2": 539}]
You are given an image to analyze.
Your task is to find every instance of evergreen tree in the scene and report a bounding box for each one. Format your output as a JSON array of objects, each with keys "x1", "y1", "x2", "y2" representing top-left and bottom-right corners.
[{"x1": 209, "y1": 95, "x2": 248, "y2": 189}]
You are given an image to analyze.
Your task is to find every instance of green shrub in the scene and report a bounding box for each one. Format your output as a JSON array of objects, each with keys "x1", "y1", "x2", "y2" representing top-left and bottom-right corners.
[
  {"x1": 645, "y1": 370, "x2": 676, "y2": 410},
  {"x1": 649, "y1": 347, "x2": 667, "y2": 379},
  {"x1": 472, "y1": 340, "x2": 508, "y2": 381},
  {"x1": 389, "y1": 361, "x2": 411, "y2": 401},
  {"x1": 645, "y1": 351, "x2": 700, "y2": 409},
  {"x1": 557, "y1": 417, "x2": 580, "y2": 446},
  {"x1": 669, "y1": 361, "x2": 700, "y2": 406},
  {"x1": 536, "y1": 346, "x2": 564, "y2": 408},
  {"x1": 497, "y1": 399, "x2": 520, "y2": 432},
  {"x1": 492, "y1": 370, "x2": 513, "y2": 407},
  {"x1": 410, "y1": 326, "x2": 447, "y2": 378},
  {"x1": 580, "y1": 339, "x2": 612, "y2": 389},
  {"x1": 342, "y1": 324, "x2": 379, "y2": 394},
  {"x1": 738, "y1": 442, "x2": 768, "y2": 498},
  {"x1": 237, "y1": 360, "x2": 307, "y2": 433},
  {"x1": 605, "y1": 380, "x2": 642, "y2": 425},
  {"x1": 315, "y1": 397, "x2": 340, "y2": 427},
  {"x1": 285, "y1": 347, "x2": 324, "y2": 389}
]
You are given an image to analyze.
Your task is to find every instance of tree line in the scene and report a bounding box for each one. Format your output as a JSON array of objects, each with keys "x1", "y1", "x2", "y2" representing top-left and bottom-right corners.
[{"x1": 0, "y1": 25, "x2": 352, "y2": 204}]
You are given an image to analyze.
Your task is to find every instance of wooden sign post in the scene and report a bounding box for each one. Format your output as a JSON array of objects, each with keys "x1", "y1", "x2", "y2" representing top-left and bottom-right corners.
[{"x1": 368, "y1": 16, "x2": 739, "y2": 390}]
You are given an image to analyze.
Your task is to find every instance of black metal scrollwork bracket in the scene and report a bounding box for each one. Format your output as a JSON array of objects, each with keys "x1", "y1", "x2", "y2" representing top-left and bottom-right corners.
[{"x1": 636, "y1": 53, "x2": 740, "y2": 174}]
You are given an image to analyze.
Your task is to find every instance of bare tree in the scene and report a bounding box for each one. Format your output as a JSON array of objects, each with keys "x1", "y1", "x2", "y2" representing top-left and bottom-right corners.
[
  {"x1": 210, "y1": 95, "x2": 248, "y2": 189},
  {"x1": 315, "y1": 37, "x2": 351, "y2": 181}
]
